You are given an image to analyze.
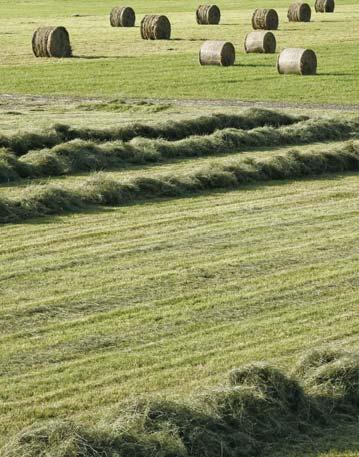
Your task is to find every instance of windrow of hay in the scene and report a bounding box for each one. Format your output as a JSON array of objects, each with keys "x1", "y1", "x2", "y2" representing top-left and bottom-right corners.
[
  {"x1": 110, "y1": 6, "x2": 136, "y2": 27},
  {"x1": 196, "y1": 5, "x2": 221, "y2": 25},
  {"x1": 251, "y1": 8, "x2": 279, "y2": 30},
  {"x1": 277, "y1": 48, "x2": 317, "y2": 75},
  {"x1": 1, "y1": 140, "x2": 359, "y2": 223},
  {"x1": 199, "y1": 40, "x2": 235, "y2": 66},
  {"x1": 2, "y1": 349, "x2": 358, "y2": 456},
  {"x1": 1, "y1": 109, "x2": 307, "y2": 156},
  {"x1": 244, "y1": 31, "x2": 276, "y2": 54},
  {"x1": 315, "y1": 0, "x2": 335, "y2": 13},
  {"x1": 287, "y1": 2, "x2": 312, "y2": 22},
  {"x1": 140, "y1": 15, "x2": 171, "y2": 40},
  {"x1": 2, "y1": 118, "x2": 357, "y2": 182},
  {"x1": 32, "y1": 26, "x2": 72, "y2": 58}
]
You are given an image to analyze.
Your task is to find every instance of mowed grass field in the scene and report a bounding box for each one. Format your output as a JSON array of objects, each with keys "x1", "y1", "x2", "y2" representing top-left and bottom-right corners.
[
  {"x1": 0, "y1": 105, "x2": 359, "y2": 454},
  {"x1": 0, "y1": 0, "x2": 358, "y2": 103},
  {"x1": 0, "y1": 0, "x2": 359, "y2": 455}
]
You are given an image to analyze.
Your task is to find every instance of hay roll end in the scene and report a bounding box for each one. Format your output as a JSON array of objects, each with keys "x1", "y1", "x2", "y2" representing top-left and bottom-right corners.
[
  {"x1": 196, "y1": 5, "x2": 221, "y2": 25},
  {"x1": 141, "y1": 15, "x2": 171, "y2": 40},
  {"x1": 110, "y1": 6, "x2": 136, "y2": 27},
  {"x1": 277, "y1": 48, "x2": 317, "y2": 75},
  {"x1": 199, "y1": 40, "x2": 235, "y2": 66},
  {"x1": 244, "y1": 31, "x2": 276, "y2": 54},
  {"x1": 32, "y1": 26, "x2": 72, "y2": 58}
]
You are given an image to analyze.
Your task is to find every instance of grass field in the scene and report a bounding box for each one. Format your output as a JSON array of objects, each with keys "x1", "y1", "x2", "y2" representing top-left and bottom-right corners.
[
  {"x1": 0, "y1": 0, "x2": 359, "y2": 455},
  {"x1": 0, "y1": 0, "x2": 358, "y2": 103},
  {"x1": 1, "y1": 105, "x2": 359, "y2": 455}
]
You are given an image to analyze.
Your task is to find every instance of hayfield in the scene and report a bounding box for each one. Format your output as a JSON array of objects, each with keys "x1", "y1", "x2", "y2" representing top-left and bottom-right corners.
[
  {"x1": 0, "y1": 0, "x2": 359, "y2": 455},
  {"x1": 0, "y1": 0, "x2": 358, "y2": 103}
]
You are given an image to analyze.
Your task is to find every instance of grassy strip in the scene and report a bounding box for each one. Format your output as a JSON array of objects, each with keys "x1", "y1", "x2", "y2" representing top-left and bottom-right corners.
[
  {"x1": 0, "y1": 109, "x2": 306, "y2": 156},
  {"x1": 1, "y1": 141, "x2": 359, "y2": 224},
  {"x1": 2, "y1": 348, "x2": 358, "y2": 457},
  {"x1": 1, "y1": 118, "x2": 358, "y2": 183}
]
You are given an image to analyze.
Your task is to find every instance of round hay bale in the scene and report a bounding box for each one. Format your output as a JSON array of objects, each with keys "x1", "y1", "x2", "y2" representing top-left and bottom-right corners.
[
  {"x1": 140, "y1": 15, "x2": 171, "y2": 40},
  {"x1": 32, "y1": 26, "x2": 72, "y2": 58},
  {"x1": 277, "y1": 48, "x2": 317, "y2": 75},
  {"x1": 287, "y1": 3, "x2": 312, "y2": 22},
  {"x1": 196, "y1": 5, "x2": 221, "y2": 25},
  {"x1": 110, "y1": 6, "x2": 136, "y2": 27},
  {"x1": 199, "y1": 40, "x2": 235, "y2": 66},
  {"x1": 315, "y1": 0, "x2": 335, "y2": 12},
  {"x1": 244, "y1": 31, "x2": 276, "y2": 54},
  {"x1": 251, "y1": 8, "x2": 279, "y2": 30}
]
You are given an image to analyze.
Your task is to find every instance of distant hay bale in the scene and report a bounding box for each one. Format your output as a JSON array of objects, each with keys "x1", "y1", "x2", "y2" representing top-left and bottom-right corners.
[
  {"x1": 244, "y1": 31, "x2": 276, "y2": 53},
  {"x1": 196, "y1": 5, "x2": 221, "y2": 25},
  {"x1": 287, "y1": 3, "x2": 312, "y2": 22},
  {"x1": 252, "y1": 8, "x2": 279, "y2": 30},
  {"x1": 140, "y1": 15, "x2": 171, "y2": 40},
  {"x1": 199, "y1": 40, "x2": 235, "y2": 66},
  {"x1": 277, "y1": 48, "x2": 317, "y2": 75},
  {"x1": 315, "y1": 0, "x2": 335, "y2": 12},
  {"x1": 32, "y1": 26, "x2": 72, "y2": 58},
  {"x1": 110, "y1": 6, "x2": 136, "y2": 27}
]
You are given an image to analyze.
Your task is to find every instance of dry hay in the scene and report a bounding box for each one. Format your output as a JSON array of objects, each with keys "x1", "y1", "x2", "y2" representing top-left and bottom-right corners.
[
  {"x1": 110, "y1": 6, "x2": 136, "y2": 27},
  {"x1": 244, "y1": 31, "x2": 276, "y2": 53},
  {"x1": 277, "y1": 48, "x2": 317, "y2": 75},
  {"x1": 199, "y1": 40, "x2": 235, "y2": 66},
  {"x1": 32, "y1": 26, "x2": 72, "y2": 58},
  {"x1": 196, "y1": 5, "x2": 221, "y2": 25},
  {"x1": 140, "y1": 15, "x2": 171, "y2": 40},
  {"x1": 252, "y1": 8, "x2": 279, "y2": 30},
  {"x1": 287, "y1": 2, "x2": 312, "y2": 21},
  {"x1": 315, "y1": 0, "x2": 335, "y2": 12}
]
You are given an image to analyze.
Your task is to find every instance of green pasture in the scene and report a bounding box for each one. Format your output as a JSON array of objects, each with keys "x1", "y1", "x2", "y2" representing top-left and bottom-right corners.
[{"x1": 0, "y1": 0, "x2": 358, "y2": 103}]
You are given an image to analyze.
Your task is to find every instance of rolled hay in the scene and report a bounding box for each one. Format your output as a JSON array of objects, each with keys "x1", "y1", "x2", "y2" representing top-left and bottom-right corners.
[
  {"x1": 140, "y1": 15, "x2": 171, "y2": 40},
  {"x1": 244, "y1": 31, "x2": 276, "y2": 53},
  {"x1": 196, "y1": 5, "x2": 221, "y2": 25},
  {"x1": 251, "y1": 8, "x2": 279, "y2": 30},
  {"x1": 32, "y1": 26, "x2": 72, "y2": 58},
  {"x1": 315, "y1": 0, "x2": 335, "y2": 12},
  {"x1": 199, "y1": 40, "x2": 235, "y2": 66},
  {"x1": 277, "y1": 48, "x2": 317, "y2": 75},
  {"x1": 110, "y1": 6, "x2": 136, "y2": 27},
  {"x1": 287, "y1": 2, "x2": 312, "y2": 22}
]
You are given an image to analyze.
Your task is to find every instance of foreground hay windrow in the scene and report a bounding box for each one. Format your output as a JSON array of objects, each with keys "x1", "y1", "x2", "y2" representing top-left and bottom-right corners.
[{"x1": 2, "y1": 348, "x2": 358, "y2": 457}]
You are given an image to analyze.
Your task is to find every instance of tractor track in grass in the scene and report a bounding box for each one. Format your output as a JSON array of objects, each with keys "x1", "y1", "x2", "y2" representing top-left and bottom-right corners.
[{"x1": 0, "y1": 94, "x2": 359, "y2": 112}]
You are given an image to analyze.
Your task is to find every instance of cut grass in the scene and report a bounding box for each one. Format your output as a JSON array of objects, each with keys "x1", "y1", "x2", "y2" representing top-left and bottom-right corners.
[
  {"x1": 2, "y1": 349, "x2": 358, "y2": 457},
  {"x1": 3, "y1": 116, "x2": 359, "y2": 182},
  {"x1": 0, "y1": 1, "x2": 358, "y2": 103},
  {"x1": 0, "y1": 172, "x2": 358, "y2": 452},
  {"x1": 1, "y1": 140, "x2": 359, "y2": 223}
]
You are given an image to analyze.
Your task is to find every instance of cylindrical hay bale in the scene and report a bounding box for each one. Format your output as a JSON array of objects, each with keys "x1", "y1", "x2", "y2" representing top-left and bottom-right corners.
[
  {"x1": 196, "y1": 5, "x2": 221, "y2": 25},
  {"x1": 244, "y1": 31, "x2": 276, "y2": 53},
  {"x1": 199, "y1": 40, "x2": 235, "y2": 66},
  {"x1": 315, "y1": 0, "x2": 335, "y2": 12},
  {"x1": 140, "y1": 15, "x2": 171, "y2": 40},
  {"x1": 251, "y1": 8, "x2": 279, "y2": 30},
  {"x1": 277, "y1": 48, "x2": 317, "y2": 75},
  {"x1": 32, "y1": 26, "x2": 72, "y2": 58},
  {"x1": 287, "y1": 3, "x2": 312, "y2": 22},
  {"x1": 110, "y1": 6, "x2": 136, "y2": 27}
]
